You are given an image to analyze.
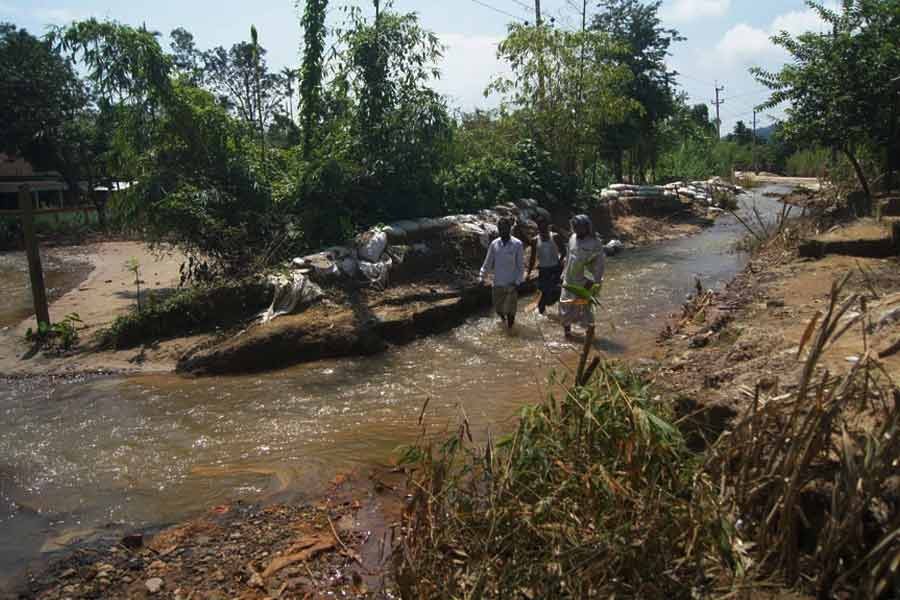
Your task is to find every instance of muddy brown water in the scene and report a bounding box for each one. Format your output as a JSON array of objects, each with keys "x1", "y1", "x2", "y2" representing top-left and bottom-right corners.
[
  {"x1": 0, "y1": 186, "x2": 795, "y2": 587},
  {"x1": 0, "y1": 250, "x2": 93, "y2": 330}
]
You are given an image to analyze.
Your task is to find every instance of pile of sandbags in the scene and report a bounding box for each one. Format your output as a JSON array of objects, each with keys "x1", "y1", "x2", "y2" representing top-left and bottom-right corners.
[
  {"x1": 600, "y1": 183, "x2": 678, "y2": 202},
  {"x1": 598, "y1": 177, "x2": 745, "y2": 211},
  {"x1": 662, "y1": 177, "x2": 746, "y2": 208},
  {"x1": 285, "y1": 197, "x2": 548, "y2": 290},
  {"x1": 599, "y1": 183, "x2": 682, "y2": 216}
]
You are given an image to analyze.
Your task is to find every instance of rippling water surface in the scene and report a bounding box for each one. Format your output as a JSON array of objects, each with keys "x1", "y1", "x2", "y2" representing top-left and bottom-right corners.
[{"x1": 0, "y1": 187, "x2": 793, "y2": 584}]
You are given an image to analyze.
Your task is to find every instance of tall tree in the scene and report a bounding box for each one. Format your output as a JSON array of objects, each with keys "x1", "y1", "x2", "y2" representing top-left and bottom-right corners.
[
  {"x1": 169, "y1": 27, "x2": 203, "y2": 85},
  {"x1": 299, "y1": 0, "x2": 328, "y2": 159},
  {"x1": 0, "y1": 24, "x2": 93, "y2": 205},
  {"x1": 592, "y1": 0, "x2": 683, "y2": 182},
  {"x1": 754, "y1": 0, "x2": 900, "y2": 200},
  {"x1": 201, "y1": 41, "x2": 284, "y2": 130},
  {"x1": 489, "y1": 23, "x2": 636, "y2": 187},
  {"x1": 280, "y1": 66, "x2": 297, "y2": 122}
]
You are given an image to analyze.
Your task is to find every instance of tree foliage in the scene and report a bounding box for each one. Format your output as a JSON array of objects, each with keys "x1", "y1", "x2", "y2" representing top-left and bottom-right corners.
[
  {"x1": 592, "y1": 0, "x2": 683, "y2": 182},
  {"x1": 490, "y1": 23, "x2": 636, "y2": 188},
  {"x1": 299, "y1": 0, "x2": 328, "y2": 159},
  {"x1": 0, "y1": 23, "x2": 88, "y2": 191},
  {"x1": 754, "y1": 0, "x2": 900, "y2": 198}
]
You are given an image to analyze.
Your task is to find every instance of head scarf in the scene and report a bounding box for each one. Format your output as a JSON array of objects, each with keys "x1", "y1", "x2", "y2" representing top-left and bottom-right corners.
[{"x1": 571, "y1": 214, "x2": 593, "y2": 236}]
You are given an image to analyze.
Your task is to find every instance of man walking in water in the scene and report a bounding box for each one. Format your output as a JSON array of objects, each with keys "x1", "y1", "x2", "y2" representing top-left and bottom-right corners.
[
  {"x1": 480, "y1": 217, "x2": 525, "y2": 329},
  {"x1": 527, "y1": 217, "x2": 566, "y2": 315},
  {"x1": 559, "y1": 214, "x2": 606, "y2": 338}
]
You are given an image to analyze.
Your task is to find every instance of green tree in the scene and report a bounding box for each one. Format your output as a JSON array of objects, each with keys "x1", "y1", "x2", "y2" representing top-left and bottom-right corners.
[
  {"x1": 592, "y1": 0, "x2": 683, "y2": 182},
  {"x1": 728, "y1": 120, "x2": 753, "y2": 145},
  {"x1": 299, "y1": 0, "x2": 328, "y2": 159},
  {"x1": 488, "y1": 22, "x2": 636, "y2": 197},
  {"x1": 0, "y1": 23, "x2": 89, "y2": 200},
  {"x1": 201, "y1": 40, "x2": 284, "y2": 131},
  {"x1": 169, "y1": 27, "x2": 203, "y2": 85},
  {"x1": 754, "y1": 0, "x2": 900, "y2": 200}
]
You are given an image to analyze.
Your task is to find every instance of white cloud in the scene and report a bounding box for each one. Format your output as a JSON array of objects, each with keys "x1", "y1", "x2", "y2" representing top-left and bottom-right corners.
[
  {"x1": 434, "y1": 32, "x2": 510, "y2": 110},
  {"x1": 715, "y1": 23, "x2": 783, "y2": 66},
  {"x1": 713, "y1": 5, "x2": 832, "y2": 68},
  {"x1": 660, "y1": 0, "x2": 731, "y2": 24},
  {"x1": 770, "y1": 8, "x2": 832, "y2": 37}
]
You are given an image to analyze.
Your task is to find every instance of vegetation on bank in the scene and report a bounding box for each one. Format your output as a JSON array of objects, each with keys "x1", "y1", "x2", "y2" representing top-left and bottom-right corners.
[
  {"x1": 8, "y1": 1, "x2": 893, "y2": 276},
  {"x1": 96, "y1": 279, "x2": 270, "y2": 350},
  {"x1": 394, "y1": 278, "x2": 900, "y2": 598}
]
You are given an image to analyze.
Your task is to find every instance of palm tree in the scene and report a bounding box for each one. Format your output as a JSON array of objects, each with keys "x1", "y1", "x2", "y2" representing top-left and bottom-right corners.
[{"x1": 281, "y1": 67, "x2": 298, "y2": 122}]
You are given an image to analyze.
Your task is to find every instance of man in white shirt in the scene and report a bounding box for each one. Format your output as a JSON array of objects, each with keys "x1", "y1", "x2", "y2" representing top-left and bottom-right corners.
[{"x1": 479, "y1": 217, "x2": 525, "y2": 329}]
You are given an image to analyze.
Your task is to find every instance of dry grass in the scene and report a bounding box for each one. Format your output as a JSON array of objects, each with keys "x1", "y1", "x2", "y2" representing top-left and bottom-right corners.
[
  {"x1": 391, "y1": 362, "x2": 740, "y2": 599},
  {"x1": 708, "y1": 273, "x2": 900, "y2": 599},
  {"x1": 390, "y1": 272, "x2": 900, "y2": 599}
]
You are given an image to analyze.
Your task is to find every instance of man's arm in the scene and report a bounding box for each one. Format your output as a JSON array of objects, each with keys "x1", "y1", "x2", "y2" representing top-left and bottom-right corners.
[
  {"x1": 555, "y1": 232, "x2": 568, "y2": 265},
  {"x1": 479, "y1": 241, "x2": 495, "y2": 283},
  {"x1": 515, "y1": 240, "x2": 525, "y2": 286},
  {"x1": 527, "y1": 237, "x2": 537, "y2": 279}
]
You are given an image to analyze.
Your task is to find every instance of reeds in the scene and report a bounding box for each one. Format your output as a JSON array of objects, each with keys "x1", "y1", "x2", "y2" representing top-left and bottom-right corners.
[
  {"x1": 708, "y1": 274, "x2": 900, "y2": 598},
  {"x1": 392, "y1": 274, "x2": 899, "y2": 599},
  {"x1": 393, "y1": 363, "x2": 738, "y2": 598}
]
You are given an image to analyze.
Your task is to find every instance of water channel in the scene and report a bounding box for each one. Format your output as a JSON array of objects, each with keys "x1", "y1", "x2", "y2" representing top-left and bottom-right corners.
[{"x1": 0, "y1": 185, "x2": 793, "y2": 586}]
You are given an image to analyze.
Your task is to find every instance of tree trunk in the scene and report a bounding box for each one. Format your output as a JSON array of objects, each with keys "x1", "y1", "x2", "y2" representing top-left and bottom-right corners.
[
  {"x1": 843, "y1": 147, "x2": 872, "y2": 202},
  {"x1": 613, "y1": 150, "x2": 623, "y2": 183},
  {"x1": 887, "y1": 98, "x2": 898, "y2": 191}
]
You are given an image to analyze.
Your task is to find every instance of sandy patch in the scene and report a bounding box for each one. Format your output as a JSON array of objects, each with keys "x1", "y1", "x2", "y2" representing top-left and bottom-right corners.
[{"x1": 0, "y1": 241, "x2": 189, "y2": 377}]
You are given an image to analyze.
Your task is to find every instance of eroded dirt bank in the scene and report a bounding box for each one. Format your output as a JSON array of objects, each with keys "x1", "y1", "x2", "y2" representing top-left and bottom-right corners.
[{"x1": 1, "y1": 191, "x2": 721, "y2": 379}]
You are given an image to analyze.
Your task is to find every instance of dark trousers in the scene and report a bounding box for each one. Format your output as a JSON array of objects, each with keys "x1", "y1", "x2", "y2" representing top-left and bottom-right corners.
[{"x1": 537, "y1": 265, "x2": 562, "y2": 313}]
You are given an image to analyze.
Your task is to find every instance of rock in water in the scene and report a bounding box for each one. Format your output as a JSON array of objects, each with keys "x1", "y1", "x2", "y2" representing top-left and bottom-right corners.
[{"x1": 604, "y1": 239, "x2": 625, "y2": 256}]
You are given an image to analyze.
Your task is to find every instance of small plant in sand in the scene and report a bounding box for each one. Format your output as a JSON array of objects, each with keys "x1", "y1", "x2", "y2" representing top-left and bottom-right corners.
[
  {"x1": 125, "y1": 258, "x2": 143, "y2": 312},
  {"x1": 25, "y1": 312, "x2": 83, "y2": 355}
]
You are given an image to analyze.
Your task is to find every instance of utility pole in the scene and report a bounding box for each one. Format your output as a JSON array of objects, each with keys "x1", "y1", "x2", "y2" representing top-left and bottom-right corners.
[
  {"x1": 712, "y1": 82, "x2": 725, "y2": 138},
  {"x1": 752, "y1": 109, "x2": 758, "y2": 174},
  {"x1": 534, "y1": 0, "x2": 541, "y2": 25},
  {"x1": 19, "y1": 185, "x2": 50, "y2": 329}
]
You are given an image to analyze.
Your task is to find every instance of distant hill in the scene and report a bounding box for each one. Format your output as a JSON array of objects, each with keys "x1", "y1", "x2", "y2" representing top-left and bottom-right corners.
[{"x1": 756, "y1": 124, "x2": 778, "y2": 140}]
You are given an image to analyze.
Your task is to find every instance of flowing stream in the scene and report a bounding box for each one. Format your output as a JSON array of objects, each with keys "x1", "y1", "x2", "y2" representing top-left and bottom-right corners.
[{"x1": 0, "y1": 185, "x2": 794, "y2": 586}]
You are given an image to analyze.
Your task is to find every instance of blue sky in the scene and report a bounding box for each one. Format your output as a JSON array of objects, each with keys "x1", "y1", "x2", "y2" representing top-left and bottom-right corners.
[{"x1": 1, "y1": 0, "x2": 834, "y2": 134}]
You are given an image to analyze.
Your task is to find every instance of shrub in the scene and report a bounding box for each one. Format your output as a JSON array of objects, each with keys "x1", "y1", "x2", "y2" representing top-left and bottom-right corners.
[
  {"x1": 393, "y1": 363, "x2": 738, "y2": 598},
  {"x1": 97, "y1": 279, "x2": 270, "y2": 349},
  {"x1": 25, "y1": 312, "x2": 83, "y2": 355}
]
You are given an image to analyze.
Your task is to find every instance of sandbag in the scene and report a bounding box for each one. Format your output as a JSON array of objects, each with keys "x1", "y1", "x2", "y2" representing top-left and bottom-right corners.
[
  {"x1": 357, "y1": 229, "x2": 388, "y2": 262},
  {"x1": 259, "y1": 272, "x2": 324, "y2": 323},
  {"x1": 359, "y1": 255, "x2": 393, "y2": 289}
]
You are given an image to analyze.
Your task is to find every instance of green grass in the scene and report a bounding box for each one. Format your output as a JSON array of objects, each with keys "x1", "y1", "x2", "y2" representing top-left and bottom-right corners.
[{"x1": 97, "y1": 279, "x2": 270, "y2": 349}]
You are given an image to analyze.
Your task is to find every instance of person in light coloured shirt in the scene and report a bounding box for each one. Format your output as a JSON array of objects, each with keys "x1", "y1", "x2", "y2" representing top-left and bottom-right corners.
[
  {"x1": 526, "y1": 216, "x2": 567, "y2": 315},
  {"x1": 479, "y1": 217, "x2": 525, "y2": 329},
  {"x1": 559, "y1": 214, "x2": 606, "y2": 338}
]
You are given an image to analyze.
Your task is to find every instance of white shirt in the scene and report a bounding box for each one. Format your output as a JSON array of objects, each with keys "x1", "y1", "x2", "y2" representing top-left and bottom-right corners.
[
  {"x1": 535, "y1": 234, "x2": 562, "y2": 268},
  {"x1": 480, "y1": 236, "x2": 525, "y2": 287}
]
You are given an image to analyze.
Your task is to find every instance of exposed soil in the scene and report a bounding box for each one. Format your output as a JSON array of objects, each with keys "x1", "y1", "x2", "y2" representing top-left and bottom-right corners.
[
  {"x1": 0, "y1": 242, "x2": 194, "y2": 378},
  {"x1": 653, "y1": 222, "x2": 900, "y2": 431},
  {"x1": 9, "y1": 471, "x2": 406, "y2": 600},
  {"x1": 612, "y1": 212, "x2": 711, "y2": 245}
]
